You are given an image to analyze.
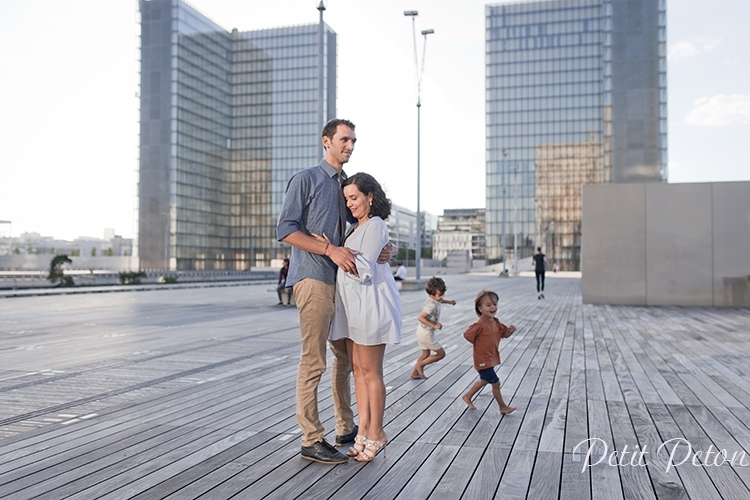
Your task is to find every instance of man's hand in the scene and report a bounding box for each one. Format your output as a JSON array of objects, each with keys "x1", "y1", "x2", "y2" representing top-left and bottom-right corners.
[
  {"x1": 328, "y1": 245, "x2": 359, "y2": 276},
  {"x1": 376, "y1": 241, "x2": 394, "y2": 264},
  {"x1": 310, "y1": 232, "x2": 359, "y2": 275}
]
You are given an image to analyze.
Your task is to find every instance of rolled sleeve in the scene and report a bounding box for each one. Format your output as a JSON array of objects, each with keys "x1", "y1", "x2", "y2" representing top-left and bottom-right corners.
[
  {"x1": 276, "y1": 174, "x2": 307, "y2": 242},
  {"x1": 345, "y1": 254, "x2": 373, "y2": 284}
]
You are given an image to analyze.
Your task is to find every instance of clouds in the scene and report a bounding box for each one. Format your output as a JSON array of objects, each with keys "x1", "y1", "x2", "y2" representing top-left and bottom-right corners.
[
  {"x1": 685, "y1": 94, "x2": 750, "y2": 126},
  {"x1": 668, "y1": 38, "x2": 721, "y2": 59}
]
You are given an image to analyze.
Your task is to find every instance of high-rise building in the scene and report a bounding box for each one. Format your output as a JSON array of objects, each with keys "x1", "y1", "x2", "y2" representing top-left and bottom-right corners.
[
  {"x1": 137, "y1": 0, "x2": 336, "y2": 270},
  {"x1": 485, "y1": 0, "x2": 666, "y2": 270}
]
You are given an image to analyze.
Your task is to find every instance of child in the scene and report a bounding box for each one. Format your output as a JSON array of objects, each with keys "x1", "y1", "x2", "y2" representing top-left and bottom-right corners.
[
  {"x1": 411, "y1": 277, "x2": 456, "y2": 379},
  {"x1": 461, "y1": 290, "x2": 517, "y2": 414}
]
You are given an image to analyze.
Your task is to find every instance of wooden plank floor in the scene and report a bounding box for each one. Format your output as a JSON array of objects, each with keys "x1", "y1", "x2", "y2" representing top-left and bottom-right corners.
[{"x1": 1, "y1": 275, "x2": 749, "y2": 499}]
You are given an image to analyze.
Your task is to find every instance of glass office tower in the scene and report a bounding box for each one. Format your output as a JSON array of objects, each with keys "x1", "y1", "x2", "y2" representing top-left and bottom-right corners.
[
  {"x1": 137, "y1": 0, "x2": 336, "y2": 270},
  {"x1": 485, "y1": 0, "x2": 666, "y2": 270}
]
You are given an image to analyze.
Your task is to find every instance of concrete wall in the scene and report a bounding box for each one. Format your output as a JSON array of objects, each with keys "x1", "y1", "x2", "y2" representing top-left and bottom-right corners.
[
  {"x1": 0, "y1": 255, "x2": 138, "y2": 272},
  {"x1": 582, "y1": 181, "x2": 750, "y2": 307}
]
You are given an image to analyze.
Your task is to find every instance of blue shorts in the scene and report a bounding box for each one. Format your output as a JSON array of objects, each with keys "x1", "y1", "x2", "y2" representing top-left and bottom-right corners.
[{"x1": 477, "y1": 367, "x2": 499, "y2": 384}]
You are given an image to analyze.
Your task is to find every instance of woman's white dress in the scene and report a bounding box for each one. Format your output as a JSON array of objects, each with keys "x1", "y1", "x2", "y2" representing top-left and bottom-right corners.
[{"x1": 329, "y1": 217, "x2": 402, "y2": 346}]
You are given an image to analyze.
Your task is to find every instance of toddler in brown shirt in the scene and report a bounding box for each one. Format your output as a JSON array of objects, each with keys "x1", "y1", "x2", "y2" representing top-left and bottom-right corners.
[{"x1": 461, "y1": 290, "x2": 517, "y2": 414}]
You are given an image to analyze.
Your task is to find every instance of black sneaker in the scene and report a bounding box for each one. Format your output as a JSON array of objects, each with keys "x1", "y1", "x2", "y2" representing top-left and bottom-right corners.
[
  {"x1": 335, "y1": 424, "x2": 359, "y2": 446},
  {"x1": 301, "y1": 440, "x2": 348, "y2": 464}
]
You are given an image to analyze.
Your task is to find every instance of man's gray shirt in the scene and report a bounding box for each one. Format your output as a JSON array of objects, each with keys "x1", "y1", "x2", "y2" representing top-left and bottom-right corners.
[{"x1": 276, "y1": 159, "x2": 349, "y2": 287}]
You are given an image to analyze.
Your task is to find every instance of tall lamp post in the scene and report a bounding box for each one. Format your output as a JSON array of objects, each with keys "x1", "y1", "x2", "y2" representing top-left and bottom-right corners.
[
  {"x1": 317, "y1": 1, "x2": 326, "y2": 133},
  {"x1": 404, "y1": 10, "x2": 434, "y2": 282},
  {"x1": 512, "y1": 165, "x2": 518, "y2": 274},
  {"x1": 501, "y1": 149, "x2": 508, "y2": 275}
]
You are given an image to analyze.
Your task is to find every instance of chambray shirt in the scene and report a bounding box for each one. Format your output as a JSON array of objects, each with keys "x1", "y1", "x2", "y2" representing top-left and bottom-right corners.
[{"x1": 276, "y1": 159, "x2": 351, "y2": 287}]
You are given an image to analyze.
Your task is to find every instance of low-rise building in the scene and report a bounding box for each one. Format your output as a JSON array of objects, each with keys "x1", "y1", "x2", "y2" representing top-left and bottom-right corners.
[{"x1": 433, "y1": 209, "x2": 486, "y2": 263}]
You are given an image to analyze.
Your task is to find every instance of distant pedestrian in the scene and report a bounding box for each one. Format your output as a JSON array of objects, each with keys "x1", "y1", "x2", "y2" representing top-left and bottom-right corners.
[
  {"x1": 461, "y1": 290, "x2": 517, "y2": 414},
  {"x1": 276, "y1": 258, "x2": 292, "y2": 305},
  {"x1": 532, "y1": 247, "x2": 548, "y2": 299},
  {"x1": 411, "y1": 277, "x2": 456, "y2": 379}
]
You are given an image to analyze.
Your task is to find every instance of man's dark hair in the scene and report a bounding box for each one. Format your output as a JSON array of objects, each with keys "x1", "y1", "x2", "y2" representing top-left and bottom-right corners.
[
  {"x1": 322, "y1": 118, "x2": 355, "y2": 141},
  {"x1": 425, "y1": 277, "x2": 447, "y2": 297},
  {"x1": 537, "y1": 247, "x2": 542, "y2": 252},
  {"x1": 342, "y1": 172, "x2": 391, "y2": 220}
]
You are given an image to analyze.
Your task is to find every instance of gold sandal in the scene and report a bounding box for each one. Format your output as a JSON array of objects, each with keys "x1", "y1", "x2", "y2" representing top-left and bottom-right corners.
[
  {"x1": 346, "y1": 435, "x2": 367, "y2": 457},
  {"x1": 354, "y1": 438, "x2": 387, "y2": 462}
]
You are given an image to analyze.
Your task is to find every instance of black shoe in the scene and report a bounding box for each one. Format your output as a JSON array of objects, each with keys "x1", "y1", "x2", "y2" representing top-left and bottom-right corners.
[
  {"x1": 335, "y1": 424, "x2": 359, "y2": 446},
  {"x1": 301, "y1": 440, "x2": 348, "y2": 464}
]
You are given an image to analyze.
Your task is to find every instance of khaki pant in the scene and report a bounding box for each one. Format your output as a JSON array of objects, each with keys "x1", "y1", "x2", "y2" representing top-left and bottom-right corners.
[{"x1": 293, "y1": 278, "x2": 354, "y2": 446}]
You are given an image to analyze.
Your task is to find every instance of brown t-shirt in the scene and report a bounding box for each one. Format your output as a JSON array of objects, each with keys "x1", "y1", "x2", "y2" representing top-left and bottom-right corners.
[{"x1": 463, "y1": 316, "x2": 509, "y2": 370}]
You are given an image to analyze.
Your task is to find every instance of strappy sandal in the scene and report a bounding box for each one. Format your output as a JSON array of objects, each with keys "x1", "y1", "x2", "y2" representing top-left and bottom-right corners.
[
  {"x1": 346, "y1": 435, "x2": 367, "y2": 457},
  {"x1": 354, "y1": 438, "x2": 387, "y2": 462}
]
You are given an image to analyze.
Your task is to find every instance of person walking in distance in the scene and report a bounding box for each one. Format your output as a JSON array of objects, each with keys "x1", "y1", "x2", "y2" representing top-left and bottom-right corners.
[
  {"x1": 276, "y1": 118, "x2": 391, "y2": 465},
  {"x1": 532, "y1": 247, "x2": 548, "y2": 299}
]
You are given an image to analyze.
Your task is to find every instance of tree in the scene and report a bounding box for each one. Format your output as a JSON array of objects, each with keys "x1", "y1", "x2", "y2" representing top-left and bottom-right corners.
[
  {"x1": 48, "y1": 255, "x2": 74, "y2": 287},
  {"x1": 106, "y1": 247, "x2": 114, "y2": 256},
  {"x1": 91, "y1": 247, "x2": 97, "y2": 257}
]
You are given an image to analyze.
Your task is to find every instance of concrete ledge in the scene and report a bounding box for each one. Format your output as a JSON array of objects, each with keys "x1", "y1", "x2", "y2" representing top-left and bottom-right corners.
[{"x1": 397, "y1": 279, "x2": 423, "y2": 291}]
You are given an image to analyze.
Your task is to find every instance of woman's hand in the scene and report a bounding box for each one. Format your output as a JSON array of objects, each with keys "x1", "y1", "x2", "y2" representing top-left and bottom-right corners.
[{"x1": 310, "y1": 232, "x2": 330, "y2": 244}]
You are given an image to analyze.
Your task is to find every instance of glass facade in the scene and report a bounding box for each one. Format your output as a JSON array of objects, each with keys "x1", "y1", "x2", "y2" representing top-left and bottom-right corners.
[
  {"x1": 485, "y1": 0, "x2": 666, "y2": 270},
  {"x1": 137, "y1": 0, "x2": 336, "y2": 270}
]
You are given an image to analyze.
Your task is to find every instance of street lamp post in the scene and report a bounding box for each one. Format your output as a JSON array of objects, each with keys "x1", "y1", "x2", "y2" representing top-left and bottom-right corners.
[
  {"x1": 404, "y1": 10, "x2": 434, "y2": 282},
  {"x1": 513, "y1": 165, "x2": 518, "y2": 274},
  {"x1": 501, "y1": 149, "x2": 508, "y2": 274},
  {"x1": 317, "y1": 1, "x2": 326, "y2": 133}
]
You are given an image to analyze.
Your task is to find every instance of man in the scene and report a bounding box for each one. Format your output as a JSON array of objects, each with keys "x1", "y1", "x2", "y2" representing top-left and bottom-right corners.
[
  {"x1": 276, "y1": 118, "x2": 389, "y2": 464},
  {"x1": 532, "y1": 247, "x2": 548, "y2": 299},
  {"x1": 393, "y1": 262, "x2": 407, "y2": 281}
]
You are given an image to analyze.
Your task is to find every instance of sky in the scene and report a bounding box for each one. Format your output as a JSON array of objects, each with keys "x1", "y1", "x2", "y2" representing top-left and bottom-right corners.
[{"x1": 0, "y1": 0, "x2": 748, "y2": 241}]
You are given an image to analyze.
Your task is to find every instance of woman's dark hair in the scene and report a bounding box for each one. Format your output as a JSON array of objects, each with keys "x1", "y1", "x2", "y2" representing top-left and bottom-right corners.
[
  {"x1": 425, "y1": 277, "x2": 447, "y2": 296},
  {"x1": 474, "y1": 289, "x2": 499, "y2": 316},
  {"x1": 342, "y1": 172, "x2": 391, "y2": 220}
]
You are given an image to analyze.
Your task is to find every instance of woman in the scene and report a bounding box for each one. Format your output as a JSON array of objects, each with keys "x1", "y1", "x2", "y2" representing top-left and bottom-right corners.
[{"x1": 321, "y1": 172, "x2": 401, "y2": 462}]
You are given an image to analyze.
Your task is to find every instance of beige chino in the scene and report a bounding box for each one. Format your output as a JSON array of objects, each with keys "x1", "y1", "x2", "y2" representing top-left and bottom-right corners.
[{"x1": 293, "y1": 278, "x2": 354, "y2": 447}]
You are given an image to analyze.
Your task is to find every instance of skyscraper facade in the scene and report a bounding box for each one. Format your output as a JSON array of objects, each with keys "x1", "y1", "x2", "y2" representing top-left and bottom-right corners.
[
  {"x1": 138, "y1": 0, "x2": 336, "y2": 270},
  {"x1": 485, "y1": 0, "x2": 666, "y2": 270}
]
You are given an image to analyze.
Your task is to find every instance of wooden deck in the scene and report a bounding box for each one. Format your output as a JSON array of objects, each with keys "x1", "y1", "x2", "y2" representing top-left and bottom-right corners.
[{"x1": 1, "y1": 274, "x2": 749, "y2": 499}]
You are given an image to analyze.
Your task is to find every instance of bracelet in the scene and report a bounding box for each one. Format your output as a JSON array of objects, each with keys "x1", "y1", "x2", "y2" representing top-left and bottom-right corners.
[{"x1": 323, "y1": 243, "x2": 330, "y2": 256}]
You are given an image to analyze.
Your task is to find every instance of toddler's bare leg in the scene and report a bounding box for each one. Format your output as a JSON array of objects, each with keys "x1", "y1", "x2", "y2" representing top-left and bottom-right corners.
[
  {"x1": 491, "y1": 382, "x2": 516, "y2": 414},
  {"x1": 411, "y1": 350, "x2": 430, "y2": 378},
  {"x1": 462, "y1": 380, "x2": 487, "y2": 410}
]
